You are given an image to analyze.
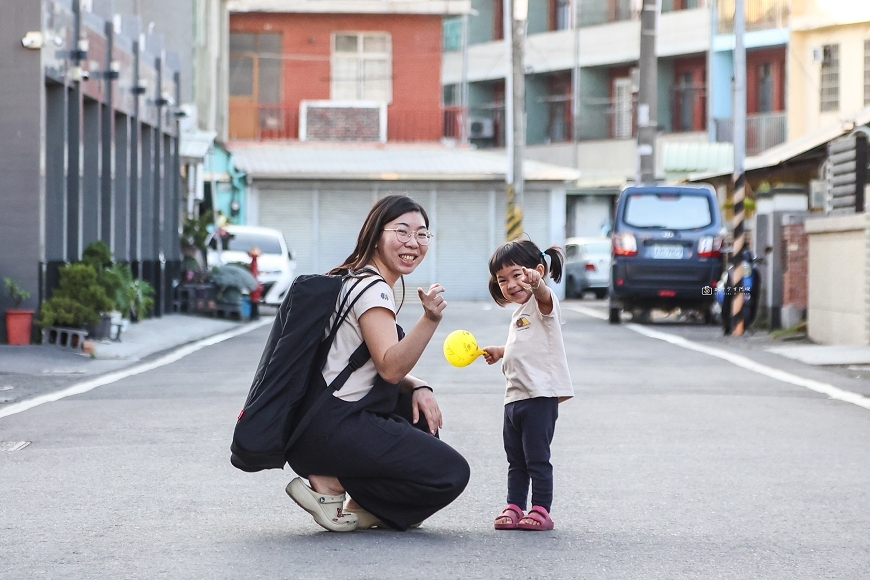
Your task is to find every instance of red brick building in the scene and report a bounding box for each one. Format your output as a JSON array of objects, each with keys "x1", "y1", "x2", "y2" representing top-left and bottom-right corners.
[{"x1": 227, "y1": 1, "x2": 467, "y2": 142}]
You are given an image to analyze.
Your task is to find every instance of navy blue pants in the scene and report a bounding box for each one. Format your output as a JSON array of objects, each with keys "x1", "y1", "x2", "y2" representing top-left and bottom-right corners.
[
  {"x1": 503, "y1": 397, "x2": 559, "y2": 512},
  {"x1": 286, "y1": 381, "x2": 470, "y2": 531}
]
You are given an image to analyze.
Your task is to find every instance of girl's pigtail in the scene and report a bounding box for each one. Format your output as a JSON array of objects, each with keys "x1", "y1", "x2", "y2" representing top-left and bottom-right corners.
[{"x1": 544, "y1": 246, "x2": 564, "y2": 283}]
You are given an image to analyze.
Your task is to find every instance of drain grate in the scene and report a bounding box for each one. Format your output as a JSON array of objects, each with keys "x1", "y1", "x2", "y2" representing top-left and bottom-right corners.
[{"x1": 0, "y1": 441, "x2": 31, "y2": 452}]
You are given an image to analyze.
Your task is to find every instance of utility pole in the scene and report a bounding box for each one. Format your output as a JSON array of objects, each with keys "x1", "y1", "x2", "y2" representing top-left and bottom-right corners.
[
  {"x1": 505, "y1": 0, "x2": 527, "y2": 241},
  {"x1": 460, "y1": 12, "x2": 470, "y2": 145},
  {"x1": 730, "y1": 0, "x2": 747, "y2": 336},
  {"x1": 636, "y1": 0, "x2": 660, "y2": 184}
]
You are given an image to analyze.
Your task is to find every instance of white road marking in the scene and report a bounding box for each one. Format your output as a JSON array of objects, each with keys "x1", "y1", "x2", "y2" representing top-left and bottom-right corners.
[
  {"x1": 0, "y1": 319, "x2": 272, "y2": 420},
  {"x1": 566, "y1": 305, "x2": 870, "y2": 411},
  {"x1": 564, "y1": 304, "x2": 608, "y2": 320}
]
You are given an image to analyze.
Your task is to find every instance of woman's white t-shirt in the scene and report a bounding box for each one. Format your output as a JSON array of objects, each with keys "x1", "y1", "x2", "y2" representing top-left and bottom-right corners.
[{"x1": 321, "y1": 268, "x2": 396, "y2": 402}]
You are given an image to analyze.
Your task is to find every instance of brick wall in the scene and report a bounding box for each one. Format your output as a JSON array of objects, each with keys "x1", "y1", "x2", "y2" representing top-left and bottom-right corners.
[
  {"x1": 782, "y1": 219, "x2": 808, "y2": 309},
  {"x1": 229, "y1": 12, "x2": 443, "y2": 142}
]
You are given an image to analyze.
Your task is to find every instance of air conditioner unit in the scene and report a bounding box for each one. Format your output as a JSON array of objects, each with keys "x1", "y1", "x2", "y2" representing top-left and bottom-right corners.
[{"x1": 467, "y1": 117, "x2": 494, "y2": 139}]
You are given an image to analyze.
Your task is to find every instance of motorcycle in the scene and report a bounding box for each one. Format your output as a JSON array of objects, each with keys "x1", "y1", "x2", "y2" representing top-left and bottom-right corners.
[{"x1": 715, "y1": 246, "x2": 771, "y2": 335}]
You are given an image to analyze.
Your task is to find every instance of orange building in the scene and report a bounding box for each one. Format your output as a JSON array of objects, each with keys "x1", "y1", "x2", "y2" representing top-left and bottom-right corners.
[{"x1": 228, "y1": 1, "x2": 468, "y2": 142}]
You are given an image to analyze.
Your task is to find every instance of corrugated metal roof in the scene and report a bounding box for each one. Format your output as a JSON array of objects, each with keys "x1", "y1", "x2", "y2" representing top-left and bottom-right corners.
[
  {"x1": 227, "y1": 142, "x2": 581, "y2": 182},
  {"x1": 688, "y1": 105, "x2": 870, "y2": 181},
  {"x1": 663, "y1": 141, "x2": 733, "y2": 173},
  {"x1": 228, "y1": 0, "x2": 470, "y2": 14}
]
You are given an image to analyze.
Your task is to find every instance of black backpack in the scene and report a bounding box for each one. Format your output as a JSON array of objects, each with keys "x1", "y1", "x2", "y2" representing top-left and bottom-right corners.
[{"x1": 230, "y1": 272, "x2": 383, "y2": 472}]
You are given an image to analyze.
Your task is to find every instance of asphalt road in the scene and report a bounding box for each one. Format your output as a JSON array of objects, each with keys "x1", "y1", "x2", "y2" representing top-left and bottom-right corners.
[{"x1": 2, "y1": 300, "x2": 869, "y2": 579}]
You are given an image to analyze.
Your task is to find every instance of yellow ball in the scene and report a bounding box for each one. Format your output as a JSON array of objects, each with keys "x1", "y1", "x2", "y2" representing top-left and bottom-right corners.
[{"x1": 443, "y1": 330, "x2": 483, "y2": 367}]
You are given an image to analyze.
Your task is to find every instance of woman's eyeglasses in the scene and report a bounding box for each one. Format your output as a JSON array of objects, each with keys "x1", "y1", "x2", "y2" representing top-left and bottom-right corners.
[{"x1": 384, "y1": 227, "x2": 433, "y2": 246}]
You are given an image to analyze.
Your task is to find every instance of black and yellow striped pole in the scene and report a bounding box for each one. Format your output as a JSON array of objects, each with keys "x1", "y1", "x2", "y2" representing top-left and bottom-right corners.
[
  {"x1": 730, "y1": 0, "x2": 747, "y2": 336},
  {"x1": 506, "y1": 184, "x2": 523, "y2": 240}
]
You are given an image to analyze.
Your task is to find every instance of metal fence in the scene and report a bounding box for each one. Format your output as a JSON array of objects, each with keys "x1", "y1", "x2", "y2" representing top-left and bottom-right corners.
[
  {"x1": 714, "y1": 111, "x2": 787, "y2": 155},
  {"x1": 716, "y1": 0, "x2": 789, "y2": 33}
]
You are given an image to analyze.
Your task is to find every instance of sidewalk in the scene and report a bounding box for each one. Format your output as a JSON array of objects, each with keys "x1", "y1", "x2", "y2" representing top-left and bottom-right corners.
[{"x1": 0, "y1": 314, "x2": 262, "y2": 407}]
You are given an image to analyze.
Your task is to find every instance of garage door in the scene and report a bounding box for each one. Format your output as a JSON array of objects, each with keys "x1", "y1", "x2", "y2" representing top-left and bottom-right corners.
[
  {"x1": 434, "y1": 190, "x2": 493, "y2": 300},
  {"x1": 258, "y1": 189, "x2": 315, "y2": 273}
]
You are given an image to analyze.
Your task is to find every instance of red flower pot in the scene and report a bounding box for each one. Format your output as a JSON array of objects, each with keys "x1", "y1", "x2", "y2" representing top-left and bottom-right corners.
[{"x1": 5, "y1": 310, "x2": 34, "y2": 345}]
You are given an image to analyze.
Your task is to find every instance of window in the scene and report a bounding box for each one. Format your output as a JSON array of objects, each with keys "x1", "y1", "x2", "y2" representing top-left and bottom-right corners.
[
  {"x1": 551, "y1": 0, "x2": 571, "y2": 30},
  {"x1": 865, "y1": 40, "x2": 870, "y2": 106},
  {"x1": 443, "y1": 18, "x2": 462, "y2": 52},
  {"x1": 332, "y1": 32, "x2": 392, "y2": 102},
  {"x1": 229, "y1": 33, "x2": 282, "y2": 104},
  {"x1": 624, "y1": 193, "x2": 713, "y2": 230},
  {"x1": 612, "y1": 78, "x2": 633, "y2": 138},
  {"x1": 757, "y1": 63, "x2": 773, "y2": 113},
  {"x1": 820, "y1": 44, "x2": 839, "y2": 112}
]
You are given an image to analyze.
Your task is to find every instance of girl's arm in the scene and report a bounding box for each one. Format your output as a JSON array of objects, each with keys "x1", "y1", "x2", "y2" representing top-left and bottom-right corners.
[
  {"x1": 523, "y1": 267, "x2": 553, "y2": 315},
  {"x1": 482, "y1": 345, "x2": 505, "y2": 365},
  {"x1": 359, "y1": 283, "x2": 446, "y2": 384}
]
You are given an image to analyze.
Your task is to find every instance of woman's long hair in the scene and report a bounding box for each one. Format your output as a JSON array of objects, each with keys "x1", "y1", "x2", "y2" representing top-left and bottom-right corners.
[{"x1": 487, "y1": 239, "x2": 564, "y2": 307}]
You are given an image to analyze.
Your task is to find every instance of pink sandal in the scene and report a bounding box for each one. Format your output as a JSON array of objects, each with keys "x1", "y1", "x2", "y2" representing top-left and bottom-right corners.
[
  {"x1": 517, "y1": 506, "x2": 554, "y2": 531},
  {"x1": 494, "y1": 504, "x2": 524, "y2": 530}
]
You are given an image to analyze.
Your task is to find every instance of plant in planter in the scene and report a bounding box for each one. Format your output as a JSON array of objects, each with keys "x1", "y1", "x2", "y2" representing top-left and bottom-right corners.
[
  {"x1": 129, "y1": 279, "x2": 155, "y2": 322},
  {"x1": 4, "y1": 277, "x2": 33, "y2": 345},
  {"x1": 38, "y1": 263, "x2": 114, "y2": 332},
  {"x1": 81, "y1": 241, "x2": 125, "y2": 338}
]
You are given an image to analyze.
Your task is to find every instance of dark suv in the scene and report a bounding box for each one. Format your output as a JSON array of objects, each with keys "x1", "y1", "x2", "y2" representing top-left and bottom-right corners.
[{"x1": 609, "y1": 184, "x2": 724, "y2": 324}]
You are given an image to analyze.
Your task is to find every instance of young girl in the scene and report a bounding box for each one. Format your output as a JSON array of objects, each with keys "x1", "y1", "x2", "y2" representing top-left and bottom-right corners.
[{"x1": 482, "y1": 239, "x2": 574, "y2": 531}]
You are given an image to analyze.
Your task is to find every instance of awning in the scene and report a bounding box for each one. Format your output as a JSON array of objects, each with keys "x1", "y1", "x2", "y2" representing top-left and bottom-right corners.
[
  {"x1": 179, "y1": 129, "x2": 217, "y2": 162},
  {"x1": 688, "y1": 105, "x2": 870, "y2": 181}
]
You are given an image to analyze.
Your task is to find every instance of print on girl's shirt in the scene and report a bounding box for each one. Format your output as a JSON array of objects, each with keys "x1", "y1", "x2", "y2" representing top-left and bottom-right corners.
[{"x1": 515, "y1": 317, "x2": 531, "y2": 330}]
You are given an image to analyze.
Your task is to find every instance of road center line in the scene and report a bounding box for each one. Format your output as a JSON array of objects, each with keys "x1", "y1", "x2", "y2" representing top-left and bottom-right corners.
[
  {"x1": 565, "y1": 305, "x2": 870, "y2": 411},
  {"x1": 0, "y1": 319, "x2": 272, "y2": 420}
]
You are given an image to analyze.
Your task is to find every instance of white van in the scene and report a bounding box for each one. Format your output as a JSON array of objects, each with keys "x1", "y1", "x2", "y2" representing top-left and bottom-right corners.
[{"x1": 206, "y1": 225, "x2": 296, "y2": 305}]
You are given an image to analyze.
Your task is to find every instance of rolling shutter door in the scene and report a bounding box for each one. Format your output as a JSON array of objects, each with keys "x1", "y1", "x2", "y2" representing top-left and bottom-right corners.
[
  {"x1": 317, "y1": 190, "x2": 375, "y2": 273},
  {"x1": 258, "y1": 189, "x2": 316, "y2": 275},
  {"x1": 435, "y1": 191, "x2": 492, "y2": 300}
]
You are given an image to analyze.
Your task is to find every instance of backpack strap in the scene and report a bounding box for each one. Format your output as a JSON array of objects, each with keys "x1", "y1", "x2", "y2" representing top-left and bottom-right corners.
[{"x1": 284, "y1": 275, "x2": 387, "y2": 452}]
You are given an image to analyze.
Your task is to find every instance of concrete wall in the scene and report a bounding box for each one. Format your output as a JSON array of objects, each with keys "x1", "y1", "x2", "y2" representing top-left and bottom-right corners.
[
  {"x1": 787, "y1": 18, "x2": 870, "y2": 140},
  {"x1": 114, "y1": 0, "x2": 195, "y2": 102},
  {"x1": 805, "y1": 213, "x2": 868, "y2": 345},
  {"x1": 0, "y1": 1, "x2": 44, "y2": 325}
]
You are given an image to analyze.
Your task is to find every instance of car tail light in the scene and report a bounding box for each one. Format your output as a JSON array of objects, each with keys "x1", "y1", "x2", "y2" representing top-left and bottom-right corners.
[
  {"x1": 585, "y1": 263, "x2": 596, "y2": 272},
  {"x1": 613, "y1": 232, "x2": 637, "y2": 256},
  {"x1": 658, "y1": 290, "x2": 676, "y2": 297},
  {"x1": 698, "y1": 235, "x2": 723, "y2": 258}
]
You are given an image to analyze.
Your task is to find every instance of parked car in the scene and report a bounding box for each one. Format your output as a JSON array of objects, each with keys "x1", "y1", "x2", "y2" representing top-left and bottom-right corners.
[
  {"x1": 608, "y1": 184, "x2": 725, "y2": 324},
  {"x1": 206, "y1": 225, "x2": 296, "y2": 305},
  {"x1": 564, "y1": 237, "x2": 611, "y2": 299}
]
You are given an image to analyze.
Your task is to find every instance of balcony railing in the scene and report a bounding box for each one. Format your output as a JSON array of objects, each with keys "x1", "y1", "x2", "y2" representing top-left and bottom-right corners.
[
  {"x1": 229, "y1": 102, "x2": 460, "y2": 142},
  {"x1": 579, "y1": 0, "x2": 637, "y2": 27},
  {"x1": 717, "y1": 0, "x2": 789, "y2": 34},
  {"x1": 714, "y1": 111, "x2": 787, "y2": 155},
  {"x1": 577, "y1": 95, "x2": 638, "y2": 140}
]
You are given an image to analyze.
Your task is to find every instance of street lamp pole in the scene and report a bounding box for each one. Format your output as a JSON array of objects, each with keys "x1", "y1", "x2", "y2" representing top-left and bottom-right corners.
[{"x1": 505, "y1": 0, "x2": 527, "y2": 241}]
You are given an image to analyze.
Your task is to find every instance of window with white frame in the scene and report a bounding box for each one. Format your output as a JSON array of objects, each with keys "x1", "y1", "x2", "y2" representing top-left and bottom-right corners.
[
  {"x1": 820, "y1": 44, "x2": 839, "y2": 112},
  {"x1": 331, "y1": 32, "x2": 392, "y2": 102},
  {"x1": 865, "y1": 40, "x2": 870, "y2": 106}
]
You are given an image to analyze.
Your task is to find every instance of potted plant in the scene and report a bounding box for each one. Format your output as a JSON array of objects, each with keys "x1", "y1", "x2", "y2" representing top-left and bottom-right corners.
[
  {"x1": 81, "y1": 241, "x2": 123, "y2": 339},
  {"x1": 4, "y1": 277, "x2": 33, "y2": 345},
  {"x1": 38, "y1": 263, "x2": 114, "y2": 333},
  {"x1": 129, "y1": 278, "x2": 155, "y2": 322}
]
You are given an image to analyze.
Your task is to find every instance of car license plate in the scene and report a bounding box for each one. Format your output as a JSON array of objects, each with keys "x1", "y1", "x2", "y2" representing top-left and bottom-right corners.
[{"x1": 652, "y1": 245, "x2": 683, "y2": 259}]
